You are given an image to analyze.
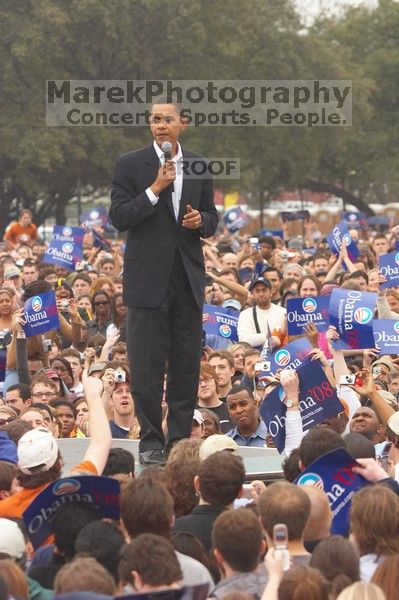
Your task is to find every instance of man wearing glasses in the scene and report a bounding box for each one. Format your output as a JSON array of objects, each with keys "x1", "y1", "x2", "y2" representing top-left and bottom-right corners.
[
  {"x1": 30, "y1": 375, "x2": 58, "y2": 405},
  {"x1": 110, "y1": 98, "x2": 218, "y2": 466}
]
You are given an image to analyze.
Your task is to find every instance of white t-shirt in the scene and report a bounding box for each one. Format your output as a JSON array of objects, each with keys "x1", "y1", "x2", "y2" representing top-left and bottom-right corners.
[{"x1": 237, "y1": 303, "x2": 287, "y2": 348}]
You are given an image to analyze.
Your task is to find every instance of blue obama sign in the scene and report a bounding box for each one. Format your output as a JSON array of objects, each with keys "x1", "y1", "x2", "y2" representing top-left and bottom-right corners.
[
  {"x1": 295, "y1": 448, "x2": 368, "y2": 535},
  {"x1": 23, "y1": 291, "x2": 60, "y2": 338},
  {"x1": 81, "y1": 206, "x2": 109, "y2": 228},
  {"x1": 43, "y1": 239, "x2": 83, "y2": 271},
  {"x1": 223, "y1": 207, "x2": 249, "y2": 233},
  {"x1": 287, "y1": 296, "x2": 330, "y2": 335},
  {"x1": 373, "y1": 320, "x2": 399, "y2": 353},
  {"x1": 379, "y1": 250, "x2": 399, "y2": 289},
  {"x1": 202, "y1": 304, "x2": 239, "y2": 348},
  {"x1": 328, "y1": 288, "x2": 377, "y2": 350},
  {"x1": 23, "y1": 476, "x2": 120, "y2": 549},
  {"x1": 264, "y1": 337, "x2": 313, "y2": 375},
  {"x1": 52, "y1": 225, "x2": 85, "y2": 244},
  {"x1": 260, "y1": 361, "x2": 343, "y2": 453},
  {"x1": 327, "y1": 220, "x2": 359, "y2": 263}
]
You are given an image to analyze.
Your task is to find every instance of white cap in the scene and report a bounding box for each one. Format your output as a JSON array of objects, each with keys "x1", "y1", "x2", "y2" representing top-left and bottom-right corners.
[
  {"x1": 387, "y1": 412, "x2": 399, "y2": 436},
  {"x1": 199, "y1": 434, "x2": 239, "y2": 461},
  {"x1": 18, "y1": 428, "x2": 59, "y2": 474},
  {"x1": 193, "y1": 409, "x2": 204, "y2": 425},
  {"x1": 0, "y1": 518, "x2": 25, "y2": 559}
]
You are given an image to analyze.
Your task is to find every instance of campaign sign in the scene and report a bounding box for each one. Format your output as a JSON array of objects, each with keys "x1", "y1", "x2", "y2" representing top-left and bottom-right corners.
[
  {"x1": 92, "y1": 229, "x2": 112, "y2": 252},
  {"x1": 327, "y1": 220, "x2": 359, "y2": 263},
  {"x1": 23, "y1": 476, "x2": 120, "y2": 549},
  {"x1": 329, "y1": 288, "x2": 377, "y2": 350},
  {"x1": 287, "y1": 296, "x2": 330, "y2": 335},
  {"x1": 239, "y1": 267, "x2": 254, "y2": 284},
  {"x1": 295, "y1": 448, "x2": 368, "y2": 535},
  {"x1": 52, "y1": 225, "x2": 85, "y2": 244},
  {"x1": 223, "y1": 206, "x2": 249, "y2": 233},
  {"x1": 343, "y1": 211, "x2": 366, "y2": 225},
  {"x1": 80, "y1": 206, "x2": 109, "y2": 228},
  {"x1": 43, "y1": 239, "x2": 83, "y2": 271},
  {"x1": 0, "y1": 348, "x2": 6, "y2": 383},
  {"x1": 266, "y1": 337, "x2": 313, "y2": 375},
  {"x1": 23, "y1": 291, "x2": 60, "y2": 338},
  {"x1": 280, "y1": 210, "x2": 310, "y2": 222},
  {"x1": 258, "y1": 229, "x2": 284, "y2": 239},
  {"x1": 260, "y1": 361, "x2": 343, "y2": 453},
  {"x1": 379, "y1": 251, "x2": 399, "y2": 289},
  {"x1": 373, "y1": 320, "x2": 399, "y2": 353},
  {"x1": 203, "y1": 304, "x2": 239, "y2": 346}
]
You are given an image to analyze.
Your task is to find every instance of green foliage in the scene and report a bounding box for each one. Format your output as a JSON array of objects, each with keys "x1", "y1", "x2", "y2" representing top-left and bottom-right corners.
[{"x1": 0, "y1": 0, "x2": 397, "y2": 230}]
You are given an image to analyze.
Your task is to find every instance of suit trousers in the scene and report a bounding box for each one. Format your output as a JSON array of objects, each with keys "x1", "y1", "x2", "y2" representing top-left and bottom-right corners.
[{"x1": 126, "y1": 250, "x2": 203, "y2": 453}]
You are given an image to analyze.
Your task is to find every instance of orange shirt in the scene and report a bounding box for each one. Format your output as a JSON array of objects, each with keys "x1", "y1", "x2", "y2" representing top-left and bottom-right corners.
[
  {"x1": 4, "y1": 222, "x2": 37, "y2": 245},
  {"x1": 0, "y1": 460, "x2": 97, "y2": 519}
]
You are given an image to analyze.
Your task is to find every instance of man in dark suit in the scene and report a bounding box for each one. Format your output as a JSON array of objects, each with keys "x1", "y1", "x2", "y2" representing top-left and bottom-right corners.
[{"x1": 109, "y1": 100, "x2": 218, "y2": 465}]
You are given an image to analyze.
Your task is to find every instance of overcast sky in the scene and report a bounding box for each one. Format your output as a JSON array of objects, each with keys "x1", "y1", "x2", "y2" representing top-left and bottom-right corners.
[{"x1": 294, "y1": 0, "x2": 379, "y2": 26}]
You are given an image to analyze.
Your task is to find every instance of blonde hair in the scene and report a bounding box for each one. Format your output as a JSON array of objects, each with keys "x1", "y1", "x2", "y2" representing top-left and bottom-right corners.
[{"x1": 336, "y1": 582, "x2": 386, "y2": 600}]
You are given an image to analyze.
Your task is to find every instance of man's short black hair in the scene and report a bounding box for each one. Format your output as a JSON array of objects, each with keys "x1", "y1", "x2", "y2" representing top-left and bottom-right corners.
[
  {"x1": 6, "y1": 383, "x2": 31, "y2": 402},
  {"x1": 75, "y1": 520, "x2": 125, "y2": 583},
  {"x1": 262, "y1": 265, "x2": 282, "y2": 278},
  {"x1": 226, "y1": 383, "x2": 254, "y2": 401},
  {"x1": 103, "y1": 448, "x2": 135, "y2": 477},
  {"x1": 259, "y1": 236, "x2": 276, "y2": 249},
  {"x1": 344, "y1": 432, "x2": 376, "y2": 460},
  {"x1": 299, "y1": 427, "x2": 346, "y2": 468}
]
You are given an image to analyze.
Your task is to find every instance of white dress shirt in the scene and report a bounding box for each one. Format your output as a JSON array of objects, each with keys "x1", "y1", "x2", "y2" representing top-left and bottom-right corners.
[{"x1": 146, "y1": 141, "x2": 183, "y2": 220}]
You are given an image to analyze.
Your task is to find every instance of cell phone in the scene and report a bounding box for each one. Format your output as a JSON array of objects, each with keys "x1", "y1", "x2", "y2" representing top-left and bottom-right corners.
[
  {"x1": 339, "y1": 374, "x2": 363, "y2": 387},
  {"x1": 339, "y1": 374, "x2": 355, "y2": 385},
  {"x1": 372, "y1": 366, "x2": 381, "y2": 378},
  {"x1": 205, "y1": 275, "x2": 213, "y2": 286},
  {"x1": 273, "y1": 523, "x2": 290, "y2": 571},
  {"x1": 249, "y1": 237, "x2": 260, "y2": 251},
  {"x1": 255, "y1": 361, "x2": 271, "y2": 372},
  {"x1": 379, "y1": 442, "x2": 392, "y2": 472},
  {"x1": 60, "y1": 299, "x2": 70, "y2": 309}
]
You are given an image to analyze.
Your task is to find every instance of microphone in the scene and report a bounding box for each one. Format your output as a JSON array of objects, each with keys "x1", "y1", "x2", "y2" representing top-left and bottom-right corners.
[{"x1": 161, "y1": 141, "x2": 172, "y2": 161}]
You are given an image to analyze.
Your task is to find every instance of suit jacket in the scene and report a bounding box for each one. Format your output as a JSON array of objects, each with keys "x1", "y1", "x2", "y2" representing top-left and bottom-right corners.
[{"x1": 109, "y1": 144, "x2": 218, "y2": 308}]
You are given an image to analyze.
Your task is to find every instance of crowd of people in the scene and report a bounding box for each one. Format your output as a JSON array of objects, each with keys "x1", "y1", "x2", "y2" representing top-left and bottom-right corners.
[{"x1": 0, "y1": 207, "x2": 398, "y2": 600}]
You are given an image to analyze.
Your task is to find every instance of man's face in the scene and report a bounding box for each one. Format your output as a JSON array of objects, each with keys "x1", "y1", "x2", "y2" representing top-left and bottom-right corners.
[
  {"x1": 227, "y1": 390, "x2": 258, "y2": 429},
  {"x1": 373, "y1": 237, "x2": 389, "y2": 256},
  {"x1": 252, "y1": 284, "x2": 271, "y2": 309},
  {"x1": 208, "y1": 357, "x2": 234, "y2": 389},
  {"x1": 28, "y1": 359, "x2": 44, "y2": 379},
  {"x1": 100, "y1": 262, "x2": 115, "y2": 276},
  {"x1": 198, "y1": 374, "x2": 218, "y2": 402},
  {"x1": 389, "y1": 376, "x2": 399, "y2": 394},
  {"x1": 244, "y1": 353, "x2": 260, "y2": 378},
  {"x1": 22, "y1": 266, "x2": 38, "y2": 284},
  {"x1": 313, "y1": 257, "x2": 328, "y2": 274},
  {"x1": 352, "y1": 276, "x2": 368, "y2": 292},
  {"x1": 111, "y1": 382, "x2": 134, "y2": 416},
  {"x1": 73, "y1": 278, "x2": 91, "y2": 296},
  {"x1": 264, "y1": 270, "x2": 281, "y2": 298},
  {"x1": 260, "y1": 242, "x2": 274, "y2": 260},
  {"x1": 64, "y1": 356, "x2": 82, "y2": 382},
  {"x1": 44, "y1": 273, "x2": 57, "y2": 285},
  {"x1": 31, "y1": 383, "x2": 57, "y2": 404},
  {"x1": 221, "y1": 253, "x2": 238, "y2": 269},
  {"x1": 350, "y1": 407, "x2": 381, "y2": 437},
  {"x1": 150, "y1": 103, "x2": 187, "y2": 150},
  {"x1": 20, "y1": 410, "x2": 46, "y2": 429},
  {"x1": 4, "y1": 389, "x2": 26, "y2": 413},
  {"x1": 113, "y1": 351, "x2": 127, "y2": 363}
]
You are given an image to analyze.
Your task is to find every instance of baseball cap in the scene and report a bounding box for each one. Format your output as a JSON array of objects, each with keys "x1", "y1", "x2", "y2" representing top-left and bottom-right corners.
[
  {"x1": 18, "y1": 428, "x2": 59, "y2": 474},
  {"x1": 0, "y1": 518, "x2": 26, "y2": 559},
  {"x1": 199, "y1": 434, "x2": 239, "y2": 461},
  {"x1": 373, "y1": 359, "x2": 394, "y2": 373},
  {"x1": 4, "y1": 266, "x2": 21, "y2": 280},
  {"x1": 193, "y1": 409, "x2": 204, "y2": 425},
  {"x1": 249, "y1": 277, "x2": 272, "y2": 292},
  {"x1": 387, "y1": 411, "x2": 399, "y2": 435},
  {"x1": 0, "y1": 431, "x2": 18, "y2": 464},
  {"x1": 378, "y1": 390, "x2": 398, "y2": 408},
  {"x1": 223, "y1": 299, "x2": 242, "y2": 311}
]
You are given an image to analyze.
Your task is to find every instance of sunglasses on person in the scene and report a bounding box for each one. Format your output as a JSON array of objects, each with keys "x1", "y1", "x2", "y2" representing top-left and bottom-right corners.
[
  {"x1": 0, "y1": 417, "x2": 16, "y2": 426},
  {"x1": 94, "y1": 300, "x2": 109, "y2": 306}
]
